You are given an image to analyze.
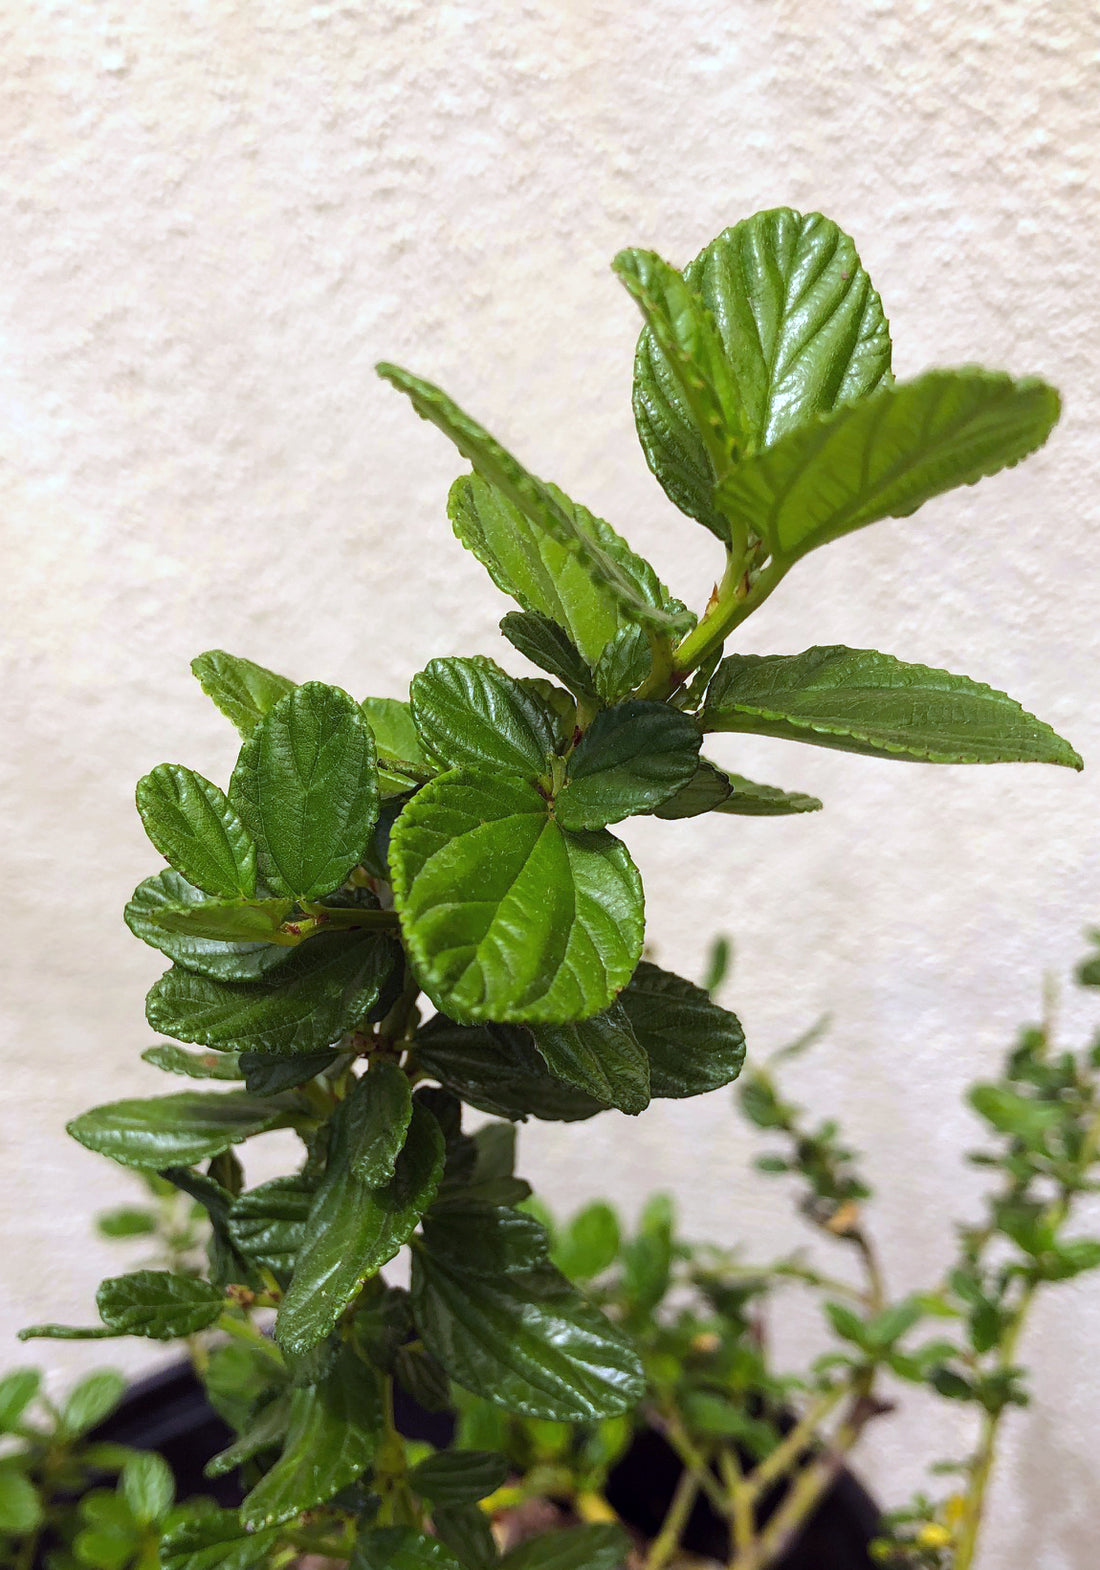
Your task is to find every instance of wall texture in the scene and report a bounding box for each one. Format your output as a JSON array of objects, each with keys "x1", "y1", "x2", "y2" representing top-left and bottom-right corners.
[{"x1": 2, "y1": 2, "x2": 1098, "y2": 1564}]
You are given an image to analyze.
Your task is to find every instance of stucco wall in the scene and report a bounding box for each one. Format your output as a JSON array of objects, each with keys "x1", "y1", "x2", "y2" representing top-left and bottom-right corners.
[{"x1": 2, "y1": 2, "x2": 1098, "y2": 1563}]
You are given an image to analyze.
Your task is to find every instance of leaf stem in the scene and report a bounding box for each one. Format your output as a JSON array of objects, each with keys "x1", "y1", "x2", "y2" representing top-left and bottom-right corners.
[
  {"x1": 671, "y1": 554, "x2": 787, "y2": 682},
  {"x1": 644, "y1": 1460, "x2": 700, "y2": 1570}
]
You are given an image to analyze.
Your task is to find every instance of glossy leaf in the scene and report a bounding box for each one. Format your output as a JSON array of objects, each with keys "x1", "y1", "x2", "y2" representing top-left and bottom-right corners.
[
  {"x1": 391, "y1": 769, "x2": 644, "y2": 1024},
  {"x1": 379, "y1": 364, "x2": 691, "y2": 648},
  {"x1": 499, "y1": 1524, "x2": 628, "y2": 1570},
  {"x1": 592, "y1": 623, "x2": 652, "y2": 704},
  {"x1": 408, "y1": 1448, "x2": 509, "y2": 1506},
  {"x1": 161, "y1": 1507, "x2": 282, "y2": 1570},
  {"x1": 715, "y1": 369, "x2": 1060, "y2": 566},
  {"x1": 349, "y1": 1063, "x2": 414, "y2": 1185},
  {"x1": 411, "y1": 657, "x2": 555, "y2": 778},
  {"x1": 230, "y1": 681, "x2": 380, "y2": 900},
  {"x1": 499, "y1": 611, "x2": 596, "y2": 697},
  {"x1": 240, "y1": 1344, "x2": 381, "y2": 1530},
  {"x1": 527, "y1": 1005, "x2": 650, "y2": 1115},
  {"x1": 352, "y1": 1528, "x2": 464, "y2": 1570},
  {"x1": 555, "y1": 701, "x2": 701, "y2": 829},
  {"x1": 144, "y1": 897, "x2": 293, "y2": 945},
  {"x1": 240, "y1": 1048, "x2": 339, "y2": 1094},
  {"x1": 275, "y1": 1099, "x2": 445, "y2": 1355},
  {"x1": 125, "y1": 869, "x2": 291, "y2": 983},
  {"x1": 145, "y1": 932, "x2": 394, "y2": 1055},
  {"x1": 619, "y1": 962, "x2": 746, "y2": 1098},
  {"x1": 68, "y1": 1091, "x2": 285, "y2": 1169},
  {"x1": 190, "y1": 650, "x2": 296, "y2": 738},
  {"x1": 96, "y1": 1271, "x2": 224, "y2": 1338},
  {"x1": 362, "y1": 696, "x2": 436, "y2": 795},
  {"x1": 204, "y1": 1395, "x2": 291, "y2": 1479},
  {"x1": 420, "y1": 1200, "x2": 549, "y2": 1277},
  {"x1": 716, "y1": 772, "x2": 824, "y2": 817},
  {"x1": 652, "y1": 758, "x2": 732, "y2": 818},
  {"x1": 415, "y1": 1017, "x2": 607, "y2": 1123},
  {"x1": 141, "y1": 1044, "x2": 243, "y2": 1080},
  {"x1": 136, "y1": 764, "x2": 257, "y2": 899},
  {"x1": 227, "y1": 1176, "x2": 316, "y2": 1280},
  {"x1": 702, "y1": 646, "x2": 1081, "y2": 767}
]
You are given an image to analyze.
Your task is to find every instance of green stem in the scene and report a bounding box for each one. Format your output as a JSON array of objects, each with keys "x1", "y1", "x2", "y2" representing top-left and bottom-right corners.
[
  {"x1": 745, "y1": 1384, "x2": 847, "y2": 1499},
  {"x1": 645, "y1": 1461, "x2": 700, "y2": 1570},
  {"x1": 671, "y1": 554, "x2": 787, "y2": 681},
  {"x1": 719, "y1": 1447, "x2": 754, "y2": 1558},
  {"x1": 662, "y1": 1410, "x2": 729, "y2": 1516}
]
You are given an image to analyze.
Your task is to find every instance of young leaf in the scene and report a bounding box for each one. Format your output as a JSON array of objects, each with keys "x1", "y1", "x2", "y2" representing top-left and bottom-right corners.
[
  {"x1": 619, "y1": 962, "x2": 746, "y2": 1098},
  {"x1": 702, "y1": 646, "x2": 1081, "y2": 767},
  {"x1": 204, "y1": 1394, "x2": 292, "y2": 1479},
  {"x1": 633, "y1": 208, "x2": 891, "y2": 534},
  {"x1": 240, "y1": 1344, "x2": 381, "y2": 1530},
  {"x1": 390, "y1": 770, "x2": 644, "y2": 1025},
  {"x1": 120, "y1": 1452, "x2": 175, "y2": 1524},
  {"x1": 552, "y1": 1203, "x2": 621, "y2": 1281},
  {"x1": 230, "y1": 681, "x2": 380, "y2": 900},
  {"x1": 191, "y1": 650, "x2": 296, "y2": 737},
  {"x1": 715, "y1": 369, "x2": 1060, "y2": 567},
  {"x1": 592, "y1": 623, "x2": 652, "y2": 704},
  {"x1": 348, "y1": 1063, "x2": 414, "y2": 1186},
  {"x1": 95, "y1": 1271, "x2": 224, "y2": 1338},
  {"x1": 58, "y1": 1372, "x2": 127, "y2": 1436},
  {"x1": 414, "y1": 1017, "x2": 607, "y2": 1123},
  {"x1": 652, "y1": 757, "x2": 732, "y2": 818},
  {"x1": 407, "y1": 1449, "x2": 509, "y2": 1506},
  {"x1": 352, "y1": 1527, "x2": 464, "y2": 1570},
  {"x1": 68, "y1": 1090, "x2": 286, "y2": 1169},
  {"x1": 125, "y1": 869, "x2": 291, "y2": 983},
  {"x1": 715, "y1": 772, "x2": 824, "y2": 817},
  {"x1": 499, "y1": 611, "x2": 596, "y2": 698},
  {"x1": 136, "y1": 765, "x2": 258, "y2": 899},
  {"x1": 145, "y1": 932, "x2": 395, "y2": 1056},
  {"x1": 144, "y1": 896, "x2": 293, "y2": 945},
  {"x1": 362, "y1": 696, "x2": 437, "y2": 795},
  {"x1": 141, "y1": 1044, "x2": 243, "y2": 1080},
  {"x1": 0, "y1": 1473, "x2": 42, "y2": 1536},
  {"x1": 411, "y1": 657, "x2": 555, "y2": 778},
  {"x1": 227, "y1": 1175, "x2": 317, "y2": 1280},
  {"x1": 555, "y1": 701, "x2": 701, "y2": 829},
  {"x1": 499, "y1": 1525, "x2": 628, "y2": 1570},
  {"x1": 275, "y1": 1099, "x2": 445, "y2": 1355},
  {"x1": 0, "y1": 1369, "x2": 41, "y2": 1432},
  {"x1": 378, "y1": 363, "x2": 691, "y2": 645},
  {"x1": 526, "y1": 1005, "x2": 650, "y2": 1115},
  {"x1": 431, "y1": 1504, "x2": 499, "y2": 1570},
  {"x1": 161, "y1": 1506, "x2": 282, "y2": 1570}
]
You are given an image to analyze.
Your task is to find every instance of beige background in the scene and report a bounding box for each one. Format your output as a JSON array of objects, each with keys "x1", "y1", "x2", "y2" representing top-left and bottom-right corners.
[{"x1": 2, "y1": 2, "x2": 1099, "y2": 1564}]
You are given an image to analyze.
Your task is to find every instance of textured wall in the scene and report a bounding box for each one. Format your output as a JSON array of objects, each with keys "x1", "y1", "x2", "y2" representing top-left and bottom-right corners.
[{"x1": 2, "y1": 2, "x2": 1098, "y2": 1564}]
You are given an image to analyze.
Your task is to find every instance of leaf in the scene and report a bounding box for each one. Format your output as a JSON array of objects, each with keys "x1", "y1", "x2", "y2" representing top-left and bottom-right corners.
[
  {"x1": 632, "y1": 208, "x2": 891, "y2": 536},
  {"x1": 227, "y1": 1176, "x2": 316, "y2": 1280},
  {"x1": 142, "y1": 1044, "x2": 243, "y2": 1080},
  {"x1": 0, "y1": 1472, "x2": 42, "y2": 1535},
  {"x1": 240, "y1": 1343, "x2": 381, "y2": 1529},
  {"x1": 500, "y1": 612, "x2": 596, "y2": 698},
  {"x1": 714, "y1": 369, "x2": 1060, "y2": 566},
  {"x1": 391, "y1": 769, "x2": 644, "y2": 1025},
  {"x1": 715, "y1": 772, "x2": 824, "y2": 817},
  {"x1": 555, "y1": 701, "x2": 701, "y2": 829},
  {"x1": 592, "y1": 623, "x2": 652, "y2": 704},
  {"x1": 348, "y1": 1064, "x2": 414, "y2": 1185},
  {"x1": 68, "y1": 1090, "x2": 285, "y2": 1169},
  {"x1": 420, "y1": 1200, "x2": 549, "y2": 1277},
  {"x1": 275, "y1": 1100, "x2": 445, "y2": 1355},
  {"x1": 969, "y1": 1084, "x2": 1063, "y2": 1143},
  {"x1": 205, "y1": 1395, "x2": 291, "y2": 1479},
  {"x1": 499, "y1": 1524, "x2": 629, "y2": 1570},
  {"x1": 408, "y1": 1449, "x2": 509, "y2": 1506},
  {"x1": 431, "y1": 1504, "x2": 499, "y2": 1570},
  {"x1": 411, "y1": 657, "x2": 555, "y2": 778},
  {"x1": 415, "y1": 1017, "x2": 607, "y2": 1123},
  {"x1": 378, "y1": 363, "x2": 691, "y2": 648},
  {"x1": 0, "y1": 1369, "x2": 40, "y2": 1432},
  {"x1": 362, "y1": 696, "x2": 437, "y2": 795},
  {"x1": 125, "y1": 869, "x2": 291, "y2": 983},
  {"x1": 526, "y1": 1006, "x2": 650, "y2": 1114},
  {"x1": 135, "y1": 765, "x2": 257, "y2": 903},
  {"x1": 411, "y1": 1246, "x2": 643, "y2": 1421},
  {"x1": 144, "y1": 897, "x2": 293, "y2": 945},
  {"x1": 240, "y1": 1049, "x2": 338, "y2": 1094},
  {"x1": 552, "y1": 1203, "x2": 621, "y2": 1282},
  {"x1": 652, "y1": 758, "x2": 732, "y2": 818},
  {"x1": 120, "y1": 1452, "x2": 174, "y2": 1523},
  {"x1": 95, "y1": 1271, "x2": 225, "y2": 1338},
  {"x1": 146, "y1": 932, "x2": 395, "y2": 1055},
  {"x1": 621, "y1": 1194, "x2": 674, "y2": 1315},
  {"x1": 161, "y1": 1506, "x2": 282, "y2": 1570},
  {"x1": 191, "y1": 650, "x2": 297, "y2": 738},
  {"x1": 352, "y1": 1527, "x2": 464, "y2": 1570},
  {"x1": 59, "y1": 1372, "x2": 126, "y2": 1436},
  {"x1": 618, "y1": 962, "x2": 746, "y2": 1098},
  {"x1": 230, "y1": 681, "x2": 380, "y2": 900},
  {"x1": 96, "y1": 1207, "x2": 158, "y2": 1238},
  {"x1": 702, "y1": 646, "x2": 1081, "y2": 767}
]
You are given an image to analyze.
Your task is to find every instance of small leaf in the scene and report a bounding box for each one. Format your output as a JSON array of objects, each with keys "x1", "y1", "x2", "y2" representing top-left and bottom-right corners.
[
  {"x1": 500, "y1": 612, "x2": 596, "y2": 697},
  {"x1": 275, "y1": 1099, "x2": 445, "y2": 1355},
  {"x1": 0, "y1": 1369, "x2": 41, "y2": 1431},
  {"x1": 240, "y1": 1049, "x2": 339, "y2": 1094},
  {"x1": 230, "y1": 681, "x2": 380, "y2": 900},
  {"x1": 68, "y1": 1091, "x2": 286, "y2": 1169},
  {"x1": 228, "y1": 1175, "x2": 316, "y2": 1280},
  {"x1": 125, "y1": 869, "x2": 290, "y2": 984},
  {"x1": 120, "y1": 1452, "x2": 174, "y2": 1523},
  {"x1": 715, "y1": 772, "x2": 824, "y2": 817},
  {"x1": 411, "y1": 657, "x2": 555, "y2": 778},
  {"x1": 592, "y1": 623, "x2": 652, "y2": 704},
  {"x1": 408, "y1": 1449, "x2": 509, "y2": 1506},
  {"x1": 431, "y1": 1504, "x2": 499, "y2": 1570},
  {"x1": 141, "y1": 1044, "x2": 243, "y2": 1080},
  {"x1": 161, "y1": 1506, "x2": 282, "y2": 1570},
  {"x1": 379, "y1": 364, "x2": 691, "y2": 646},
  {"x1": 240, "y1": 1343, "x2": 381, "y2": 1529},
  {"x1": 145, "y1": 932, "x2": 394, "y2": 1055},
  {"x1": 652, "y1": 758, "x2": 732, "y2": 818},
  {"x1": 144, "y1": 897, "x2": 293, "y2": 945},
  {"x1": 205, "y1": 1395, "x2": 291, "y2": 1479},
  {"x1": 191, "y1": 650, "x2": 296, "y2": 737},
  {"x1": 136, "y1": 764, "x2": 257, "y2": 899},
  {"x1": 349, "y1": 1063, "x2": 414, "y2": 1185},
  {"x1": 0, "y1": 1472, "x2": 43, "y2": 1535},
  {"x1": 552, "y1": 1203, "x2": 621, "y2": 1281},
  {"x1": 555, "y1": 701, "x2": 701, "y2": 829},
  {"x1": 499, "y1": 1524, "x2": 628, "y2": 1570},
  {"x1": 703, "y1": 646, "x2": 1081, "y2": 768},
  {"x1": 96, "y1": 1271, "x2": 224, "y2": 1338},
  {"x1": 415, "y1": 1017, "x2": 607, "y2": 1123},
  {"x1": 362, "y1": 697, "x2": 437, "y2": 795},
  {"x1": 59, "y1": 1372, "x2": 127, "y2": 1436},
  {"x1": 391, "y1": 770, "x2": 643, "y2": 1025},
  {"x1": 969, "y1": 1084, "x2": 1063, "y2": 1143},
  {"x1": 619, "y1": 962, "x2": 745, "y2": 1098},
  {"x1": 352, "y1": 1527, "x2": 464, "y2": 1570},
  {"x1": 96, "y1": 1207, "x2": 159, "y2": 1238},
  {"x1": 420, "y1": 1200, "x2": 549, "y2": 1277},
  {"x1": 526, "y1": 1006, "x2": 650, "y2": 1115}
]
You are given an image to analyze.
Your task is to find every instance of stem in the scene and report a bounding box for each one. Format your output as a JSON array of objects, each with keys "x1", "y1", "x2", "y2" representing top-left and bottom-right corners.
[
  {"x1": 745, "y1": 1384, "x2": 846, "y2": 1498},
  {"x1": 671, "y1": 555, "x2": 787, "y2": 681},
  {"x1": 719, "y1": 1447, "x2": 754, "y2": 1557},
  {"x1": 645, "y1": 1462, "x2": 700, "y2": 1570},
  {"x1": 663, "y1": 1410, "x2": 729, "y2": 1515}
]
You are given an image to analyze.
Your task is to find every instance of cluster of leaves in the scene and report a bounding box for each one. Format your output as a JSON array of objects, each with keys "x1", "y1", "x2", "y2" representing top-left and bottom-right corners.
[{"x1": 19, "y1": 206, "x2": 1081, "y2": 1570}]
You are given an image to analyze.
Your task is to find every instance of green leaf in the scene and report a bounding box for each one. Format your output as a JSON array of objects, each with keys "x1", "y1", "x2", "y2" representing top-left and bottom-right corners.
[
  {"x1": 96, "y1": 1271, "x2": 224, "y2": 1338},
  {"x1": 240, "y1": 1049, "x2": 338, "y2": 1094},
  {"x1": 499, "y1": 1524, "x2": 628, "y2": 1570},
  {"x1": 136, "y1": 765, "x2": 257, "y2": 899},
  {"x1": 191, "y1": 650, "x2": 297, "y2": 738},
  {"x1": 161, "y1": 1506, "x2": 282, "y2": 1570},
  {"x1": 0, "y1": 1369, "x2": 41, "y2": 1431},
  {"x1": 619, "y1": 961, "x2": 746, "y2": 1098},
  {"x1": 408, "y1": 1449, "x2": 509, "y2": 1506},
  {"x1": 59, "y1": 1372, "x2": 126, "y2": 1436},
  {"x1": 362, "y1": 697, "x2": 437, "y2": 795},
  {"x1": 348, "y1": 1064, "x2": 414, "y2": 1185},
  {"x1": 125, "y1": 869, "x2": 291, "y2": 984},
  {"x1": 146, "y1": 932, "x2": 394, "y2": 1055},
  {"x1": 715, "y1": 772, "x2": 824, "y2": 817},
  {"x1": 652, "y1": 758, "x2": 732, "y2": 818},
  {"x1": 411, "y1": 657, "x2": 555, "y2": 778},
  {"x1": 592, "y1": 624, "x2": 652, "y2": 704},
  {"x1": 411, "y1": 1244, "x2": 643, "y2": 1421},
  {"x1": 352, "y1": 1527, "x2": 464, "y2": 1570},
  {"x1": 144, "y1": 897, "x2": 293, "y2": 945},
  {"x1": 969, "y1": 1084, "x2": 1064, "y2": 1143},
  {"x1": 141, "y1": 1044, "x2": 243, "y2": 1080},
  {"x1": 68, "y1": 1091, "x2": 286, "y2": 1169},
  {"x1": 97, "y1": 1206, "x2": 159, "y2": 1238},
  {"x1": 415, "y1": 1017, "x2": 607, "y2": 1123},
  {"x1": 204, "y1": 1395, "x2": 291, "y2": 1479},
  {"x1": 120, "y1": 1452, "x2": 174, "y2": 1523},
  {"x1": 526, "y1": 1006, "x2": 650, "y2": 1115},
  {"x1": 391, "y1": 770, "x2": 643, "y2": 1024},
  {"x1": 555, "y1": 701, "x2": 700, "y2": 829},
  {"x1": 714, "y1": 369, "x2": 1060, "y2": 566},
  {"x1": 420, "y1": 1200, "x2": 549, "y2": 1277},
  {"x1": 500, "y1": 612, "x2": 596, "y2": 698},
  {"x1": 620, "y1": 1194, "x2": 674, "y2": 1315},
  {"x1": 275, "y1": 1099, "x2": 445, "y2": 1355},
  {"x1": 552, "y1": 1203, "x2": 621, "y2": 1281},
  {"x1": 227, "y1": 1176, "x2": 316, "y2": 1280},
  {"x1": 379, "y1": 363, "x2": 691, "y2": 650},
  {"x1": 633, "y1": 210, "x2": 890, "y2": 535},
  {"x1": 230, "y1": 681, "x2": 380, "y2": 900},
  {"x1": 240, "y1": 1344, "x2": 381, "y2": 1529},
  {"x1": 431, "y1": 1504, "x2": 499, "y2": 1570},
  {"x1": 703, "y1": 646, "x2": 1081, "y2": 768},
  {"x1": 0, "y1": 1471, "x2": 43, "y2": 1535}
]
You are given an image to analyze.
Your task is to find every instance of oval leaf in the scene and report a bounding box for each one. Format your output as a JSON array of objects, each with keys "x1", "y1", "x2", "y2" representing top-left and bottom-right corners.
[
  {"x1": 499, "y1": 612, "x2": 596, "y2": 698},
  {"x1": 408, "y1": 1449, "x2": 509, "y2": 1507},
  {"x1": 125, "y1": 869, "x2": 291, "y2": 983},
  {"x1": 619, "y1": 962, "x2": 746, "y2": 1098},
  {"x1": 349, "y1": 1063, "x2": 414, "y2": 1186},
  {"x1": 227, "y1": 1176, "x2": 317, "y2": 1280},
  {"x1": 353, "y1": 1528, "x2": 464, "y2": 1570},
  {"x1": 526, "y1": 1005, "x2": 650, "y2": 1115},
  {"x1": 191, "y1": 650, "x2": 296, "y2": 738},
  {"x1": 414, "y1": 1017, "x2": 607, "y2": 1123},
  {"x1": 162, "y1": 1507, "x2": 282, "y2": 1570},
  {"x1": 136, "y1": 764, "x2": 257, "y2": 899},
  {"x1": 68, "y1": 1091, "x2": 285, "y2": 1169},
  {"x1": 555, "y1": 701, "x2": 701, "y2": 829},
  {"x1": 95, "y1": 1271, "x2": 224, "y2": 1339},
  {"x1": 499, "y1": 1524, "x2": 629, "y2": 1570},
  {"x1": 411, "y1": 657, "x2": 555, "y2": 778}
]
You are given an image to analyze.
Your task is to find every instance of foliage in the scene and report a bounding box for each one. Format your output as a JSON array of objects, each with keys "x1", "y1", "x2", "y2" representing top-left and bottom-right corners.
[{"x1": 16, "y1": 208, "x2": 1081, "y2": 1569}]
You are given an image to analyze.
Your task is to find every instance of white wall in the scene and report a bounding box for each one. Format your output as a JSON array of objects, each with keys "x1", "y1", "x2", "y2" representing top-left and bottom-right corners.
[{"x1": 2, "y1": 3, "x2": 1098, "y2": 1564}]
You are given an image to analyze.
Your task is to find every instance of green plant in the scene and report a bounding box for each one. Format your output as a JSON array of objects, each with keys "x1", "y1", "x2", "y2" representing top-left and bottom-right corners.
[{"x1": 19, "y1": 208, "x2": 1080, "y2": 1569}]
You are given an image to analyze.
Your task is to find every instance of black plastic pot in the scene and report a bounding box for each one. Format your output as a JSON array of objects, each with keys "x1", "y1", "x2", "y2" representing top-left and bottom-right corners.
[{"x1": 86, "y1": 1363, "x2": 880, "y2": 1568}]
